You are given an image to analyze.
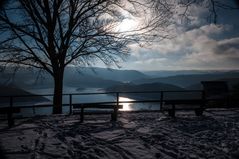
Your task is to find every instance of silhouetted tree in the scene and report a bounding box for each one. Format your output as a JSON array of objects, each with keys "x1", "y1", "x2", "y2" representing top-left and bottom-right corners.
[
  {"x1": 0, "y1": 0, "x2": 7, "y2": 7},
  {"x1": 1, "y1": 0, "x2": 238, "y2": 114},
  {"x1": 0, "y1": 0, "x2": 170, "y2": 114}
]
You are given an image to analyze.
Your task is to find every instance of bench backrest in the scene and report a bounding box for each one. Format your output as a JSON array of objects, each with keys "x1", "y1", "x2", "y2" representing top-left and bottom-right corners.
[
  {"x1": 201, "y1": 81, "x2": 229, "y2": 99},
  {"x1": 0, "y1": 107, "x2": 21, "y2": 113}
]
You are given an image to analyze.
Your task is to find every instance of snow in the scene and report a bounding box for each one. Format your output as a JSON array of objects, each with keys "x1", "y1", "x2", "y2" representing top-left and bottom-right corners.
[{"x1": 1, "y1": 109, "x2": 239, "y2": 159}]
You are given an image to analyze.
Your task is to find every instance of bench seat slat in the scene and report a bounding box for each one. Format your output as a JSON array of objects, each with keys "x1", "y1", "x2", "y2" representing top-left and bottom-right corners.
[
  {"x1": 73, "y1": 104, "x2": 123, "y2": 109},
  {"x1": 164, "y1": 99, "x2": 204, "y2": 105},
  {"x1": 163, "y1": 99, "x2": 205, "y2": 117},
  {"x1": 73, "y1": 111, "x2": 114, "y2": 115},
  {"x1": 0, "y1": 107, "x2": 21, "y2": 113},
  {"x1": 72, "y1": 103, "x2": 122, "y2": 122},
  {"x1": 163, "y1": 107, "x2": 202, "y2": 111}
]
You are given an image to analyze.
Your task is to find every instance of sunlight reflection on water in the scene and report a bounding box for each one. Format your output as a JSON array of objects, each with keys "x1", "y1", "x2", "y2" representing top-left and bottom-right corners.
[{"x1": 119, "y1": 97, "x2": 135, "y2": 111}]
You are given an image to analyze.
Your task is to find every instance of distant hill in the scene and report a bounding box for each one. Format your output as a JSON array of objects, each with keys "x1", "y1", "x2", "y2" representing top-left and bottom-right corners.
[
  {"x1": 2, "y1": 68, "x2": 239, "y2": 91},
  {"x1": 106, "y1": 82, "x2": 184, "y2": 92},
  {"x1": 0, "y1": 67, "x2": 148, "y2": 89},
  {"x1": 64, "y1": 70, "x2": 121, "y2": 88},
  {"x1": 105, "y1": 82, "x2": 186, "y2": 100},
  {"x1": 70, "y1": 67, "x2": 149, "y2": 82},
  {"x1": 0, "y1": 71, "x2": 54, "y2": 89},
  {"x1": 143, "y1": 70, "x2": 217, "y2": 78},
  {"x1": 186, "y1": 78, "x2": 239, "y2": 90},
  {"x1": 0, "y1": 85, "x2": 49, "y2": 105},
  {"x1": 133, "y1": 71, "x2": 239, "y2": 88}
]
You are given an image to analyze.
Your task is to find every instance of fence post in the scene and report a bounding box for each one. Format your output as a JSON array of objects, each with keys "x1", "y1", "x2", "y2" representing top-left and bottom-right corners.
[
  {"x1": 8, "y1": 96, "x2": 14, "y2": 127},
  {"x1": 113, "y1": 92, "x2": 119, "y2": 121},
  {"x1": 160, "y1": 91, "x2": 164, "y2": 111},
  {"x1": 69, "y1": 94, "x2": 72, "y2": 115},
  {"x1": 116, "y1": 92, "x2": 119, "y2": 106},
  {"x1": 33, "y1": 107, "x2": 36, "y2": 115},
  {"x1": 201, "y1": 90, "x2": 206, "y2": 109},
  {"x1": 80, "y1": 107, "x2": 84, "y2": 122}
]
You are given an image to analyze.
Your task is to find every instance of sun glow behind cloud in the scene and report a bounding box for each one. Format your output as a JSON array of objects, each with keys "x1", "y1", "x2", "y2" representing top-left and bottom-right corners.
[
  {"x1": 101, "y1": 1, "x2": 239, "y2": 71},
  {"x1": 116, "y1": 18, "x2": 139, "y2": 32}
]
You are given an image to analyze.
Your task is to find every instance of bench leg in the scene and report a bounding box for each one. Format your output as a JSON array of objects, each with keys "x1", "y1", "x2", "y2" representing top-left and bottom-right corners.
[
  {"x1": 195, "y1": 108, "x2": 203, "y2": 116},
  {"x1": 80, "y1": 108, "x2": 84, "y2": 123},
  {"x1": 111, "y1": 106, "x2": 118, "y2": 121},
  {"x1": 7, "y1": 112, "x2": 14, "y2": 127},
  {"x1": 168, "y1": 104, "x2": 175, "y2": 117}
]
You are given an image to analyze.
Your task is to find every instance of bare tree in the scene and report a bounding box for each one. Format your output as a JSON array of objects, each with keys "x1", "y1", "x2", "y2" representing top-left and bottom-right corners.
[
  {"x1": 0, "y1": 0, "x2": 171, "y2": 114},
  {"x1": 0, "y1": 0, "x2": 7, "y2": 7},
  {"x1": 2, "y1": 0, "x2": 236, "y2": 114}
]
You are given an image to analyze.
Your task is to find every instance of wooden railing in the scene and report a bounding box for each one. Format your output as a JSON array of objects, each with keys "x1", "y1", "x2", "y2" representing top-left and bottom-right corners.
[
  {"x1": 1, "y1": 90, "x2": 239, "y2": 127},
  {"x1": 1, "y1": 89, "x2": 239, "y2": 114},
  {"x1": 0, "y1": 90, "x2": 204, "y2": 114}
]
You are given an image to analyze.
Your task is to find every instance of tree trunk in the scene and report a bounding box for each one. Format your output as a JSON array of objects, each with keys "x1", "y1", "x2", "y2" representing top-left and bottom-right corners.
[{"x1": 53, "y1": 70, "x2": 64, "y2": 114}]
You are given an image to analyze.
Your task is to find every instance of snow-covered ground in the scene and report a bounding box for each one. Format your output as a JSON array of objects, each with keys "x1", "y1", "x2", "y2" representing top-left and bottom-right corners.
[{"x1": 0, "y1": 109, "x2": 239, "y2": 159}]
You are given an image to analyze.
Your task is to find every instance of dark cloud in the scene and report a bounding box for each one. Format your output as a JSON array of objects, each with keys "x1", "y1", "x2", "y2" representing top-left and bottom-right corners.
[{"x1": 213, "y1": 38, "x2": 239, "y2": 55}]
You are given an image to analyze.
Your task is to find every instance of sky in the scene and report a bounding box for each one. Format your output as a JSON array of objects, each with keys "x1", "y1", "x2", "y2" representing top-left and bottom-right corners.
[
  {"x1": 1, "y1": 0, "x2": 239, "y2": 72},
  {"x1": 118, "y1": 1, "x2": 239, "y2": 71}
]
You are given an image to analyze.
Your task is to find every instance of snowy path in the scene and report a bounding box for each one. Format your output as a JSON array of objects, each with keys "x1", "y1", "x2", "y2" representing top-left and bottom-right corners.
[{"x1": 1, "y1": 109, "x2": 239, "y2": 159}]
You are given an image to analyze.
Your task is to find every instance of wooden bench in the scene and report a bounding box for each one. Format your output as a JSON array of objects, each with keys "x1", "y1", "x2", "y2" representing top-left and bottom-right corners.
[
  {"x1": 73, "y1": 103, "x2": 123, "y2": 122},
  {"x1": 163, "y1": 99, "x2": 205, "y2": 117},
  {"x1": 0, "y1": 107, "x2": 21, "y2": 127},
  {"x1": 163, "y1": 81, "x2": 232, "y2": 117},
  {"x1": 201, "y1": 81, "x2": 230, "y2": 108}
]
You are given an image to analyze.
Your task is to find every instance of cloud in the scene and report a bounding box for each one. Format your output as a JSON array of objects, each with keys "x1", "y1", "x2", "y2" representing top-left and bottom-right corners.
[
  {"x1": 173, "y1": 3, "x2": 209, "y2": 28},
  {"x1": 213, "y1": 37, "x2": 239, "y2": 56},
  {"x1": 151, "y1": 24, "x2": 227, "y2": 54},
  {"x1": 118, "y1": 1, "x2": 239, "y2": 71},
  {"x1": 125, "y1": 23, "x2": 239, "y2": 70},
  {"x1": 178, "y1": 35, "x2": 239, "y2": 70}
]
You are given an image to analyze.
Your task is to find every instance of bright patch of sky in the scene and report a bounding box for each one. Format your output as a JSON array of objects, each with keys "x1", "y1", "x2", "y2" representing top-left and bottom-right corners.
[{"x1": 119, "y1": 1, "x2": 239, "y2": 71}]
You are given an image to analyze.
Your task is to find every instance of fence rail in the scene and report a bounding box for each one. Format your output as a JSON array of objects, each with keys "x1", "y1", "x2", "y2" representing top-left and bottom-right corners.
[
  {"x1": 1, "y1": 89, "x2": 238, "y2": 115},
  {"x1": 0, "y1": 90, "x2": 204, "y2": 114}
]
